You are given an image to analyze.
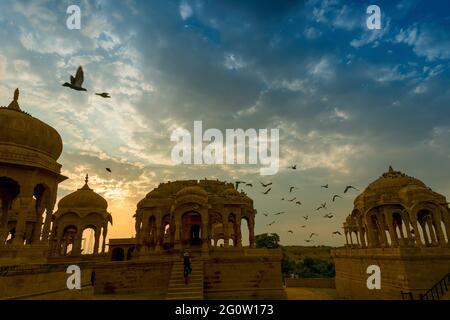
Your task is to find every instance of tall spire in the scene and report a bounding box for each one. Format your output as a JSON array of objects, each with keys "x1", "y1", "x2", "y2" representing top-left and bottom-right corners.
[
  {"x1": 7, "y1": 88, "x2": 21, "y2": 110},
  {"x1": 81, "y1": 174, "x2": 91, "y2": 190}
]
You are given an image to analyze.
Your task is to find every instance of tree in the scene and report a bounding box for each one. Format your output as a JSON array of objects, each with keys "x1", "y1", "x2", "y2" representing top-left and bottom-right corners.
[{"x1": 255, "y1": 233, "x2": 280, "y2": 249}]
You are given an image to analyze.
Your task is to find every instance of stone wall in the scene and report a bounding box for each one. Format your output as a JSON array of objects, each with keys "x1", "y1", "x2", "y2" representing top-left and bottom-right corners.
[
  {"x1": 204, "y1": 248, "x2": 287, "y2": 299},
  {"x1": 332, "y1": 247, "x2": 450, "y2": 300},
  {"x1": 93, "y1": 260, "x2": 172, "y2": 298},
  {"x1": 285, "y1": 278, "x2": 335, "y2": 288},
  {"x1": 0, "y1": 262, "x2": 93, "y2": 299}
]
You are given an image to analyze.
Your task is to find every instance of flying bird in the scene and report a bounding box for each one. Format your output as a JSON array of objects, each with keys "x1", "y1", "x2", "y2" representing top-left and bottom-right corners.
[
  {"x1": 304, "y1": 239, "x2": 313, "y2": 243},
  {"x1": 288, "y1": 197, "x2": 297, "y2": 202},
  {"x1": 321, "y1": 184, "x2": 329, "y2": 189},
  {"x1": 332, "y1": 231, "x2": 342, "y2": 236},
  {"x1": 106, "y1": 168, "x2": 112, "y2": 173},
  {"x1": 260, "y1": 182, "x2": 273, "y2": 188},
  {"x1": 303, "y1": 215, "x2": 309, "y2": 220},
  {"x1": 344, "y1": 185, "x2": 359, "y2": 193},
  {"x1": 274, "y1": 212, "x2": 285, "y2": 216},
  {"x1": 266, "y1": 221, "x2": 276, "y2": 227},
  {"x1": 288, "y1": 230, "x2": 294, "y2": 234},
  {"x1": 290, "y1": 165, "x2": 297, "y2": 170},
  {"x1": 332, "y1": 195, "x2": 342, "y2": 202},
  {"x1": 289, "y1": 186, "x2": 298, "y2": 193},
  {"x1": 316, "y1": 202, "x2": 327, "y2": 211},
  {"x1": 62, "y1": 66, "x2": 87, "y2": 91},
  {"x1": 300, "y1": 225, "x2": 306, "y2": 228},
  {"x1": 295, "y1": 201, "x2": 302, "y2": 206},
  {"x1": 324, "y1": 213, "x2": 334, "y2": 219},
  {"x1": 96, "y1": 92, "x2": 111, "y2": 98},
  {"x1": 309, "y1": 233, "x2": 318, "y2": 238},
  {"x1": 246, "y1": 183, "x2": 253, "y2": 187},
  {"x1": 262, "y1": 188, "x2": 272, "y2": 195},
  {"x1": 263, "y1": 213, "x2": 268, "y2": 217}
]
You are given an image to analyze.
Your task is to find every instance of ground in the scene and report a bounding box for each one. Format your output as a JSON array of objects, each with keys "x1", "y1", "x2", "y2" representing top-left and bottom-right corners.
[{"x1": 285, "y1": 287, "x2": 337, "y2": 300}]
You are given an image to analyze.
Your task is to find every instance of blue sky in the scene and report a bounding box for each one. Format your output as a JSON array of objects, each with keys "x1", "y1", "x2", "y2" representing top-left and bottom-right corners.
[{"x1": 0, "y1": 0, "x2": 450, "y2": 246}]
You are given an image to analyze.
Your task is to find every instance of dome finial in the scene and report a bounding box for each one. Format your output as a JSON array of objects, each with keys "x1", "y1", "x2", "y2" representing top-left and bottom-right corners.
[
  {"x1": 7, "y1": 88, "x2": 21, "y2": 110},
  {"x1": 81, "y1": 174, "x2": 91, "y2": 190},
  {"x1": 85, "y1": 174, "x2": 89, "y2": 184}
]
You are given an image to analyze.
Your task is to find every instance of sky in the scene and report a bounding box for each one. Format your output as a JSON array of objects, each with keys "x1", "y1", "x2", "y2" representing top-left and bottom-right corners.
[{"x1": 0, "y1": 0, "x2": 450, "y2": 247}]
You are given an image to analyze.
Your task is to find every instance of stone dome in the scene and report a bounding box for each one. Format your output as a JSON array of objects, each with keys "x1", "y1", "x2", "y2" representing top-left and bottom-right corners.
[
  {"x1": 354, "y1": 166, "x2": 444, "y2": 212},
  {"x1": 176, "y1": 186, "x2": 208, "y2": 198},
  {"x1": 0, "y1": 89, "x2": 63, "y2": 160},
  {"x1": 58, "y1": 175, "x2": 108, "y2": 211}
]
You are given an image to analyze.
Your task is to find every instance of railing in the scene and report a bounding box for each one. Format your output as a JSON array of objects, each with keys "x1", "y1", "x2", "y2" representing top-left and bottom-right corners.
[
  {"x1": 420, "y1": 273, "x2": 450, "y2": 300},
  {"x1": 401, "y1": 272, "x2": 450, "y2": 300}
]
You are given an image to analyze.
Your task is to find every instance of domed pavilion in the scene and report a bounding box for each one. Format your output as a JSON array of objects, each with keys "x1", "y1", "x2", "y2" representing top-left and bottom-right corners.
[
  {"x1": 343, "y1": 166, "x2": 450, "y2": 248},
  {"x1": 333, "y1": 167, "x2": 450, "y2": 300},
  {"x1": 0, "y1": 89, "x2": 66, "y2": 262},
  {"x1": 50, "y1": 175, "x2": 112, "y2": 257}
]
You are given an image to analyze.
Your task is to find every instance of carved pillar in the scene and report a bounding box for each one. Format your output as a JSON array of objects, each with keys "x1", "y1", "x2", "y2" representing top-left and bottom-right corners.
[
  {"x1": 0, "y1": 197, "x2": 12, "y2": 243},
  {"x1": 41, "y1": 202, "x2": 55, "y2": 242},
  {"x1": 101, "y1": 223, "x2": 108, "y2": 254},
  {"x1": 249, "y1": 215, "x2": 255, "y2": 248},
  {"x1": 93, "y1": 228, "x2": 101, "y2": 254},
  {"x1": 13, "y1": 185, "x2": 34, "y2": 246},
  {"x1": 174, "y1": 212, "x2": 182, "y2": 250},
  {"x1": 426, "y1": 218, "x2": 438, "y2": 246},
  {"x1": 432, "y1": 210, "x2": 445, "y2": 246},
  {"x1": 201, "y1": 209, "x2": 209, "y2": 253},
  {"x1": 344, "y1": 228, "x2": 349, "y2": 246},
  {"x1": 402, "y1": 212, "x2": 414, "y2": 246},
  {"x1": 410, "y1": 214, "x2": 423, "y2": 247},
  {"x1": 384, "y1": 209, "x2": 399, "y2": 247},
  {"x1": 236, "y1": 213, "x2": 242, "y2": 248}
]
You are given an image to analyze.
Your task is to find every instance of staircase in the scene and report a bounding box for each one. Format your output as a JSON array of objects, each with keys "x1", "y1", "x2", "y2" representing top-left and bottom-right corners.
[{"x1": 166, "y1": 259, "x2": 204, "y2": 300}]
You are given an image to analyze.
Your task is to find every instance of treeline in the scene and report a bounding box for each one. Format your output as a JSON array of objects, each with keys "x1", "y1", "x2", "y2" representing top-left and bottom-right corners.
[{"x1": 255, "y1": 233, "x2": 335, "y2": 278}]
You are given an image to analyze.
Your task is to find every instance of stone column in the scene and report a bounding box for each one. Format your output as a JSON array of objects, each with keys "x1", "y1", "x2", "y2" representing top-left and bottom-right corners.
[
  {"x1": 222, "y1": 211, "x2": 230, "y2": 247},
  {"x1": 432, "y1": 210, "x2": 446, "y2": 246},
  {"x1": 249, "y1": 216, "x2": 255, "y2": 248},
  {"x1": 441, "y1": 208, "x2": 450, "y2": 246},
  {"x1": 377, "y1": 212, "x2": 388, "y2": 247},
  {"x1": 410, "y1": 215, "x2": 423, "y2": 247},
  {"x1": 426, "y1": 219, "x2": 438, "y2": 246},
  {"x1": 174, "y1": 214, "x2": 182, "y2": 250},
  {"x1": 93, "y1": 228, "x2": 101, "y2": 254},
  {"x1": 13, "y1": 185, "x2": 34, "y2": 246},
  {"x1": 344, "y1": 228, "x2": 349, "y2": 246},
  {"x1": 236, "y1": 215, "x2": 242, "y2": 248},
  {"x1": 384, "y1": 209, "x2": 399, "y2": 247},
  {"x1": 0, "y1": 197, "x2": 12, "y2": 243},
  {"x1": 41, "y1": 198, "x2": 56, "y2": 242},
  {"x1": 101, "y1": 224, "x2": 108, "y2": 254}
]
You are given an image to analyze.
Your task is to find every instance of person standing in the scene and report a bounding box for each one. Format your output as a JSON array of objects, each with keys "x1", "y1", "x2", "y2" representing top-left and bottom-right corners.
[{"x1": 183, "y1": 251, "x2": 192, "y2": 284}]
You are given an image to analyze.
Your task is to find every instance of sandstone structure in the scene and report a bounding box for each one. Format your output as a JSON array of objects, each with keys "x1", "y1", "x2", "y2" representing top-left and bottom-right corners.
[
  {"x1": 0, "y1": 89, "x2": 285, "y2": 300},
  {"x1": 333, "y1": 167, "x2": 450, "y2": 299}
]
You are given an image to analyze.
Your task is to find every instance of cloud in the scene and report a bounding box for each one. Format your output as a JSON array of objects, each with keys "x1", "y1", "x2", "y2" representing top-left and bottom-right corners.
[{"x1": 179, "y1": 1, "x2": 193, "y2": 20}]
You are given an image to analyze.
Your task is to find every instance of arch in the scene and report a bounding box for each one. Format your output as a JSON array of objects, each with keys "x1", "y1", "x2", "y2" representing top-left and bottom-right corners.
[
  {"x1": 182, "y1": 211, "x2": 202, "y2": 247},
  {"x1": 81, "y1": 227, "x2": 96, "y2": 254},
  {"x1": 111, "y1": 247, "x2": 125, "y2": 261},
  {"x1": 0, "y1": 177, "x2": 20, "y2": 243}
]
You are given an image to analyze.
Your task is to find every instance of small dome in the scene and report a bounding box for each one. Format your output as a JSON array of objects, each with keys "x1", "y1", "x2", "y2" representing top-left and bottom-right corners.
[
  {"x1": 176, "y1": 186, "x2": 208, "y2": 198},
  {"x1": 58, "y1": 175, "x2": 108, "y2": 211},
  {"x1": 0, "y1": 89, "x2": 63, "y2": 160},
  {"x1": 363, "y1": 166, "x2": 426, "y2": 195}
]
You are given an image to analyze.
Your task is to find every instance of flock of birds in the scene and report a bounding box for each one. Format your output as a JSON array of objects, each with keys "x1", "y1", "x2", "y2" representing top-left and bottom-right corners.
[
  {"x1": 63, "y1": 66, "x2": 359, "y2": 246},
  {"x1": 236, "y1": 165, "x2": 360, "y2": 244}
]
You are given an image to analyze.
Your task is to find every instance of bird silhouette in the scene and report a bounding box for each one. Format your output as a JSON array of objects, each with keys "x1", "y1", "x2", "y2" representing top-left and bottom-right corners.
[
  {"x1": 344, "y1": 185, "x2": 359, "y2": 193},
  {"x1": 295, "y1": 201, "x2": 302, "y2": 206},
  {"x1": 246, "y1": 183, "x2": 253, "y2": 187},
  {"x1": 305, "y1": 239, "x2": 313, "y2": 243},
  {"x1": 260, "y1": 182, "x2": 273, "y2": 188},
  {"x1": 63, "y1": 66, "x2": 87, "y2": 91},
  {"x1": 300, "y1": 225, "x2": 306, "y2": 228},
  {"x1": 323, "y1": 213, "x2": 334, "y2": 219},
  {"x1": 288, "y1": 197, "x2": 297, "y2": 202},
  {"x1": 274, "y1": 212, "x2": 285, "y2": 216},
  {"x1": 289, "y1": 186, "x2": 298, "y2": 193},
  {"x1": 316, "y1": 202, "x2": 327, "y2": 211},
  {"x1": 96, "y1": 92, "x2": 111, "y2": 98},
  {"x1": 303, "y1": 215, "x2": 309, "y2": 220},
  {"x1": 266, "y1": 221, "x2": 276, "y2": 226},
  {"x1": 321, "y1": 184, "x2": 329, "y2": 189},
  {"x1": 332, "y1": 231, "x2": 342, "y2": 236},
  {"x1": 290, "y1": 165, "x2": 297, "y2": 170},
  {"x1": 309, "y1": 233, "x2": 318, "y2": 238},
  {"x1": 332, "y1": 195, "x2": 342, "y2": 202},
  {"x1": 262, "y1": 188, "x2": 272, "y2": 195},
  {"x1": 288, "y1": 230, "x2": 294, "y2": 234},
  {"x1": 106, "y1": 168, "x2": 112, "y2": 173},
  {"x1": 263, "y1": 213, "x2": 269, "y2": 217}
]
